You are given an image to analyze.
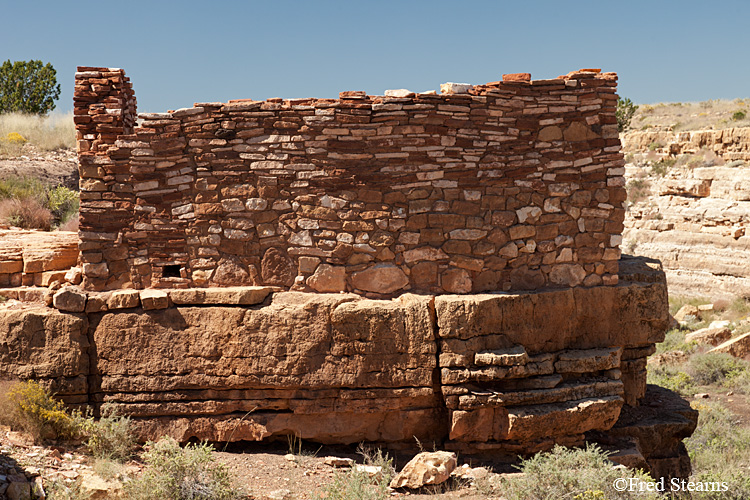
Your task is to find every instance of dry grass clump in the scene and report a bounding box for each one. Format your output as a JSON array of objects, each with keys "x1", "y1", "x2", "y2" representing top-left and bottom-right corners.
[
  {"x1": 0, "y1": 176, "x2": 78, "y2": 229},
  {"x1": 0, "y1": 111, "x2": 75, "y2": 156},
  {"x1": 0, "y1": 197, "x2": 52, "y2": 229}
]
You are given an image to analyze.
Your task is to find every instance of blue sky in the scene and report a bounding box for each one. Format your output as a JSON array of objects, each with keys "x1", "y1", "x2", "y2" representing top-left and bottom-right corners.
[{"x1": 2, "y1": 0, "x2": 748, "y2": 113}]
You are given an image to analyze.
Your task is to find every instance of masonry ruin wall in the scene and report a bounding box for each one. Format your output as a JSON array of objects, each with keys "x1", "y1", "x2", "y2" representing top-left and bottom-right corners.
[{"x1": 74, "y1": 68, "x2": 624, "y2": 296}]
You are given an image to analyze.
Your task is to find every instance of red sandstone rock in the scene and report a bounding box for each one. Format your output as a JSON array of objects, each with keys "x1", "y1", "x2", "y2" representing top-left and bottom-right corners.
[{"x1": 502, "y1": 73, "x2": 531, "y2": 82}]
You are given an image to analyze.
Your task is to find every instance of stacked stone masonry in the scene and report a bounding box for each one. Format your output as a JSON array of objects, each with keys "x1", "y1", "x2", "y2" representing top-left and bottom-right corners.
[{"x1": 75, "y1": 68, "x2": 625, "y2": 296}]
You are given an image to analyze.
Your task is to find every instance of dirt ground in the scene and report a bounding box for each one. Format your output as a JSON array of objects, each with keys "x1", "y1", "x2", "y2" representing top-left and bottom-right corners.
[{"x1": 0, "y1": 148, "x2": 78, "y2": 188}]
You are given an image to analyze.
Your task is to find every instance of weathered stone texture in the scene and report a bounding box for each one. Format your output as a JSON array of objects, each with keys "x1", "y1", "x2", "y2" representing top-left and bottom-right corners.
[
  {"x1": 1, "y1": 258, "x2": 673, "y2": 454},
  {"x1": 74, "y1": 68, "x2": 625, "y2": 296}
]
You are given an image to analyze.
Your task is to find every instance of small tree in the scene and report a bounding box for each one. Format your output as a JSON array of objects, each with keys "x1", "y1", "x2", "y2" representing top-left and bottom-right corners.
[
  {"x1": 616, "y1": 97, "x2": 638, "y2": 133},
  {"x1": 0, "y1": 60, "x2": 61, "y2": 114}
]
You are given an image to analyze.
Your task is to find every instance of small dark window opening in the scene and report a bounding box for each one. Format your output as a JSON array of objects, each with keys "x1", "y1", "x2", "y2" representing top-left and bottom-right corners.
[{"x1": 162, "y1": 265, "x2": 181, "y2": 278}]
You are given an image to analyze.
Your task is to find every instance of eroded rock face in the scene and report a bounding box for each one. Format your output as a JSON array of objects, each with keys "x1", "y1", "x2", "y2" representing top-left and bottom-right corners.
[
  {"x1": 0, "y1": 259, "x2": 691, "y2": 479},
  {"x1": 623, "y1": 159, "x2": 750, "y2": 298}
]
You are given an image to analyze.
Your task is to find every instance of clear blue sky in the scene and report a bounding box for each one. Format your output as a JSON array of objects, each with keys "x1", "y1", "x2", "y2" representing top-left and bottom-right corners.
[{"x1": 2, "y1": 0, "x2": 748, "y2": 113}]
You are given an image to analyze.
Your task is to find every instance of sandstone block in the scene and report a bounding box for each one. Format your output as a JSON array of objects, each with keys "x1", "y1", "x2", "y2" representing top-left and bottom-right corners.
[
  {"x1": 169, "y1": 286, "x2": 273, "y2": 305},
  {"x1": 685, "y1": 327, "x2": 731, "y2": 346},
  {"x1": 390, "y1": 451, "x2": 457, "y2": 489},
  {"x1": 673, "y1": 304, "x2": 702, "y2": 323},
  {"x1": 554, "y1": 348, "x2": 622, "y2": 374},
  {"x1": 351, "y1": 264, "x2": 408, "y2": 294},
  {"x1": 506, "y1": 396, "x2": 623, "y2": 440},
  {"x1": 140, "y1": 289, "x2": 170, "y2": 310},
  {"x1": 709, "y1": 332, "x2": 750, "y2": 358},
  {"x1": 442, "y1": 268, "x2": 472, "y2": 294},
  {"x1": 53, "y1": 287, "x2": 87, "y2": 312},
  {"x1": 107, "y1": 290, "x2": 140, "y2": 310},
  {"x1": 440, "y1": 82, "x2": 473, "y2": 95},
  {"x1": 307, "y1": 264, "x2": 346, "y2": 292}
]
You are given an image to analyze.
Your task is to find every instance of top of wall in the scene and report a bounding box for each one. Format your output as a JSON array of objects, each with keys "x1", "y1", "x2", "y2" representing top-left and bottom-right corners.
[{"x1": 74, "y1": 67, "x2": 625, "y2": 297}]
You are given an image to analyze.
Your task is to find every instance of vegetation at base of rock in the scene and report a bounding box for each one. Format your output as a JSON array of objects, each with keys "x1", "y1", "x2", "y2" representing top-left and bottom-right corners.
[
  {"x1": 124, "y1": 437, "x2": 241, "y2": 500},
  {"x1": 499, "y1": 444, "x2": 659, "y2": 500},
  {"x1": 0, "y1": 111, "x2": 75, "y2": 155},
  {"x1": 686, "y1": 402, "x2": 750, "y2": 499},
  {"x1": 0, "y1": 60, "x2": 61, "y2": 114},
  {"x1": 0, "y1": 380, "x2": 136, "y2": 465},
  {"x1": 83, "y1": 403, "x2": 135, "y2": 461},
  {"x1": 0, "y1": 380, "x2": 84, "y2": 441},
  {"x1": 616, "y1": 97, "x2": 638, "y2": 133},
  {"x1": 324, "y1": 446, "x2": 395, "y2": 500},
  {"x1": 0, "y1": 176, "x2": 78, "y2": 229}
]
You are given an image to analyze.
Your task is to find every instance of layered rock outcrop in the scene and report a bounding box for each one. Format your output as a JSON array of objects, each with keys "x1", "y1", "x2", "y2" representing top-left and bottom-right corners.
[
  {"x1": 623, "y1": 161, "x2": 750, "y2": 297},
  {"x1": 622, "y1": 128, "x2": 750, "y2": 162},
  {"x1": 0, "y1": 257, "x2": 696, "y2": 479}
]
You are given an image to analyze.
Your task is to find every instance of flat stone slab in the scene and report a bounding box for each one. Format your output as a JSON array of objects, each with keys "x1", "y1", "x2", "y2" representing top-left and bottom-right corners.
[{"x1": 168, "y1": 286, "x2": 275, "y2": 305}]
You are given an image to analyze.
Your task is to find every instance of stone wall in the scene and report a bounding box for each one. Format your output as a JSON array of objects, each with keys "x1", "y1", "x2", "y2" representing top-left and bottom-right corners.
[
  {"x1": 0, "y1": 257, "x2": 696, "y2": 478},
  {"x1": 75, "y1": 68, "x2": 625, "y2": 297}
]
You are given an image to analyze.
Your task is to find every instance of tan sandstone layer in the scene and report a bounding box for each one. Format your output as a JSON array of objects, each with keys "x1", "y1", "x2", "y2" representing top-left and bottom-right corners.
[
  {"x1": 623, "y1": 161, "x2": 750, "y2": 298},
  {"x1": 0, "y1": 257, "x2": 696, "y2": 479}
]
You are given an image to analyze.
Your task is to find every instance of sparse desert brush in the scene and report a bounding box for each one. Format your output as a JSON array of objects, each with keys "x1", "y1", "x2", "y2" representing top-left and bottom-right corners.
[
  {"x1": 0, "y1": 175, "x2": 78, "y2": 229},
  {"x1": 0, "y1": 380, "x2": 84, "y2": 441},
  {"x1": 499, "y1": 444, "x2": 659, "y2": 500},
  {"x1": 687, "y1": 352, "x2": 747, "y2": 386},
  {"x1": 125, "y1": 437, "x2": 242, "y2": 500},
  {"x1": 325, "y1": 445, "x2": 395, "y2": 500},
  {"x1": 686, "y1": 403, "x2": 750, "y2": 499},
  {"x1": 83, "y1": 403, "x2": 136, "y2": 462},
  {"x1": 0, "y1": 197, "x2": 53, "y2": 230},
  {"x1": 0, "y1": 111, "x2": 75, "y2": 154}
]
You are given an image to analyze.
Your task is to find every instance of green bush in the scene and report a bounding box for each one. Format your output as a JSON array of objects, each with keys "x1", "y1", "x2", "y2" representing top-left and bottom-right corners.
[
  {"x1": 732, "y1": 110, "x2": 747, "y2": 121},
  {"x1": 647, "y1": 366, "x2": 694, "y2": 396},
  {"x1": 687, "y1": 352, "x2": 746, "y2": 386},
  {"x1": 686, "y1": 403, "x2": 750, "y2": 499},
  {"x1": 500, "y1": 444, "x2": 659, "y2": 500},
  {"x1": 125, "y1": 437, "x2": 241, "y2": 500},
  {"x1": 84, "y1": 403, "x2": 135, "y2": 462},
  {"x1": 617, "y1": 97, "x2": 639, "y2": 133}
]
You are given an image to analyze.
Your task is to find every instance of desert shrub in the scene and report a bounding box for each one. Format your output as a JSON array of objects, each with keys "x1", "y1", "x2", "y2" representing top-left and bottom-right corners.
[
  {"x1": 616, "y1": 97, "x2": 638, "y2": 133},
  {"x1": 687, "y1": 352, "x2": 746, "y2": 386},
  {"x1": 0, "y1": 176, "x2": 78, "y2": 229},
  {"x1": 500, "y1": 444, "x2": 659, "y2": 500},
  {"x1": 686, "y1": 403, "x2": 750, "y2": 499},
  {"x1": 325, "y1": 446, "x2": 394, "y2": 500},
  {"x1": 58, "y1": 214, "x2": 79, "y2": 232},
  {"x1": 732, "y1": 110, "x2": 747, "y2": 121},
  {"x1": 651, "y1": 158, "x2": 676, "y2": 176},
  {"x1": 0, "y1": 197, "x2": 53, "y2": 229},
  {"x1": 625, "y1": 178, "x2": 651, "y2": 204},
  {"x1": 47, "y1": 185, "x2": 79, "y2": 225},
  {"x1": 647, "y1": 366, "x2": 694, "y2": 396},
  {"x1": 654, "y1": 329, "x2": 697, "y2": 356},
  {"x1": 0, "y1": 380, "x2": 83, "y2": 441},
  {"x1": 84, "y1": 403, "x2": 135, "y2": 461},
  {"x1": 125, "y1": 437, "x2": 240, "y2": 500}
]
